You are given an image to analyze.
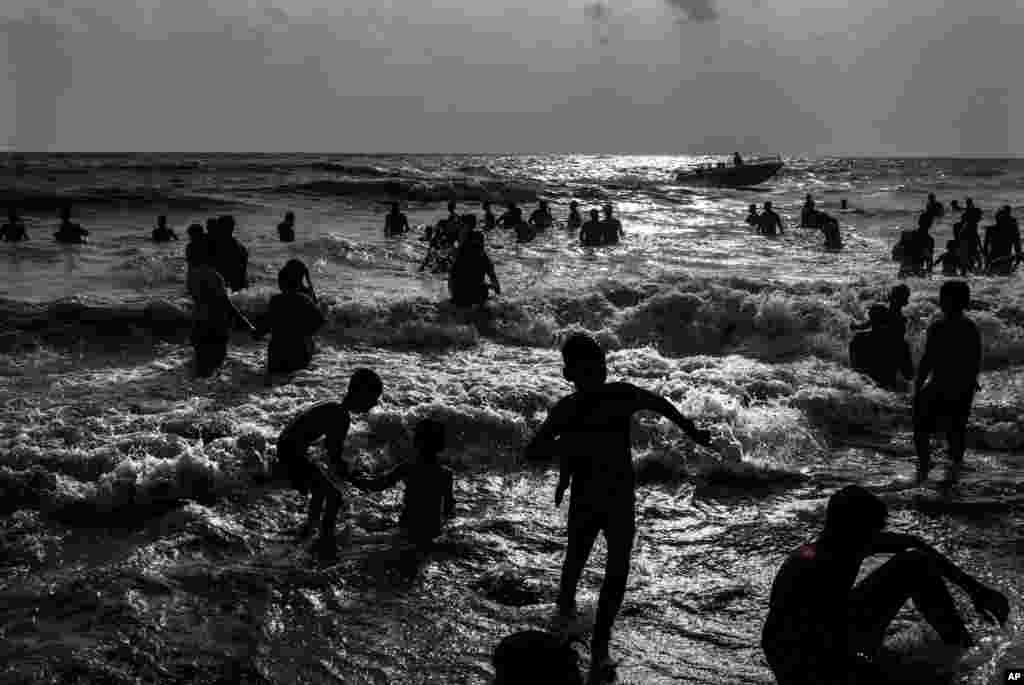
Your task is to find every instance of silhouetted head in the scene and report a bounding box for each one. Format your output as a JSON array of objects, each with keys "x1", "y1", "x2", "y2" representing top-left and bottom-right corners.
[
  {"x1": 805, "y1": 194, "x2": 812, "y2": 202},
  {"x1": 278, "y1": 260, "x2": 308, "y2": 293},
  {"x1": 492, "y1": 631, "x2": 583, "y2": 685},
  {"x1": 569, "y1": 200, "x2": 579, "y2": 209},
  {"x1": 463, "y1": 214, "x2": 478, "y2": 229},
  {"x1": 889, "y1": 284, "x2": 910, "y2": 308},
  {"x1": 867, "y1": 304, "x2": 889, "y2": 327},
  {"x1": 187, "y1": 223, "x2": 204, "y2": 240},
  {"x1": 939, "y1": 280, "x2": 970, "y2": 317},
  {"x1": 346, "y1": 369, "x2": 383, "y2": 412},
  {"x1": 822, "y1": 485, "x2": 887, "y2": 550},
  {"x1": 1000, "y1": 205, "x2": 1013, "y2": 217},
  {"x1": 562, "y1": 333, "x2": 606, "y2": 391},
  {"x1": 928, "y1": 193, "x2": 936, "y2": 203},
  {"x1": 483, "y1": 200, "x2": 492, "y2": 211},
  {"x1": 589, "y1": 209, "x2": 599, "y2": 221},
  {"x1": 464, "y1": 230, "x2": 485, "y2": 252},
  {"x1": 157, "y1": 215, "x2": 167, "y2": 228},
  {"x1": 602, "y1": 203, "x2": 613, "y2": 218},
  {"x1": 946, "y1": 239, "x2": 957, "y2": 250},
  {"x1": 965, "y1": 198, "x2": 975, "y2": 208},
  {"x1": 220, "y1": 215, "x2": 236, "y2": 235},
  {"x1": 206, "y1": 218, "x2": 218, "y2": 234},
  {"x1": 748, "y1": 204, "x2": 757, "y2": 213},
  {"x1": 508, "y1": 202, "x2": 518, "y2": 210},
  {"x1": 390, "y1": 202, "x2": 400, "y2": 213},
  {"x1": 763, "y1": 201, "x2": 773, "y2": 211},
  {"x1": 951, "y1": 200, "x2": 961, "y2": 210},
  {"x1": 539, "y1": 200, "x2": 549, "y2": 210},
  {"x1": 413, "y1": 419, "x2": 446, "y2": 461},
  {"x1": 917, "y1": 213, "x2": 933, "y2": 231},
  {"x1": 60, "y1": 205, "x2": 71, "y2": 221}
]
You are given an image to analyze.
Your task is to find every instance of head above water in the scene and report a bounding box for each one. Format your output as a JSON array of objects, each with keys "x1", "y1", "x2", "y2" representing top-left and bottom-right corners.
[
  {"x1": 463, "y1": 214, "x2": 478, "y2": 229},
  {"x1": 346, "y1": 368, "x2": 383, "y2": 412},
  {"x1": 157, "y1": 215, "x2": 167, "y2": 227},
  {"x1": 492, "y1": 631, "x2": 582, "y2": 685},
  {"x1": 602, "y1": 203, "x2": 613, "y2": 217},
  {"x1": 561, "y1": 333, "x2": 606, "y2": 391},
  {"x1": 278, "y1": 259, "x2": 309, "y2": 292},
  {"x1": 965, "y1": 198, "x2": 975, "y2": 208},
  {"x1": 482, "y1": 200, "x2": 491, "y2": 210},
  {"x1": 748, "y1": 204, "x2": 757, "y2": 212},
  {"x1": 569, "y1": 200, "x2": 578, "y2": 208},
  {"x1": 413, "y1": 419, "x2": 446, "y2": 460},
  {"x1": 939, "y1": 280, "x2": 970, "y2": 316},
  {"x1": 823, "y1": 485, "x2": 887, "y2": 546},
  {"x1": 928, "y1": 193, "x2": 937, "y2": 202},
  {"x1": 763, "y1": 201, "x2": 773, "y2": 210},
  {"x1": 390, "y1": 202, "x2": 400, "y2": 213},
  {"x1": 187, "y1": 223, "x2": 204, "y2": 239},
  {"x1": 60, "y1": 205, "x2": 72, "y2": 221},
  {"x1": 867, "y1": 304, "x2": 889, "y2": 326},
  {"x1": 889, "y1": 283, "x2": 910, "y2": 308},
  {"x1": 539, "y1": 200, "x2": 549, "y2": 209}
]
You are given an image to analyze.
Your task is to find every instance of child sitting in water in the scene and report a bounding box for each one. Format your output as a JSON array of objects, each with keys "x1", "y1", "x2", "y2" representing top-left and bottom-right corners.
[
  {"x1": 352, "y1": 418, "x2": 455, "y2": 548},
  {"x1": 273, "y1": 369, "x2": 383, "y2": 561}
]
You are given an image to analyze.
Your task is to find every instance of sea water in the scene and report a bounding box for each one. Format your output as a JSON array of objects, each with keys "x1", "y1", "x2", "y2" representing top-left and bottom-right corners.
[{"x1": 0, "y1": 154, "x2": 1021, "y2": 684}]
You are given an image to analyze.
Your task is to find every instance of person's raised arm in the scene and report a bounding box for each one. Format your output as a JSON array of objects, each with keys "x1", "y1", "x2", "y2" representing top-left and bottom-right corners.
[{"x1": 633, "y1": 387, "x2": 711, "y2": 445}]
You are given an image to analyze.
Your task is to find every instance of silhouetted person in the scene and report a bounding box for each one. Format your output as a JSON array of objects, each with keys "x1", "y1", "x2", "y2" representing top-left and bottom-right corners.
[
  {"x1": 449, "y1": 231, "x2": 500, "y2": 307},
  {"x1": 186, "y1": 240, "x2": 257, "y2": 378},
  {"x1": 745, "y1": 203, "x2": 759, "y2": 228},
  {"x1": 914, "y1": 281, "x2": 980, "y2": 484},
  {"x1": 185, "y1": 223, "x2": 207, "y2": 272},
  {"x1": 497, "y1": 202, "x2": 523, "y2": 230},
  {"x1": 733, "y1": 151, "x2": 744, "y2": 166},
  {"x1": 759, "y1": 201, "x2": 784, "y2": 236},
  {"x1": 282, "y1": 258, "x2": 317, "y2": 302},
  {"x1": 353, "y1": 419, "x2": 455, "y2": 549},
  {"x1": 762, "y1": 485, "x2": 1009, "y2": 685},
  {"x1": 566, "y1": 200, "x2": 582, "y2": 230},
  {"x1": 800, "y1": 194, "x2": 818, "y2": 228},
  {"x1": 524, "y1": 334, "x2": 711, "y2": 672},
  {"x1": 580, "y1": 209, "x2": 603, "y2": 247},
  {"x1": 492, "y1": 631, "x2": 583, "y2": 685},
  {"x1": 209, "y1": 215, "x2": 249, "y2": 291},
  {"x1": 852, "y1": 285, "x2": 909, "y2": 339},
  {"x1": 54, "y1": 206, "x2": 88, "y2": 244},
  {"x1": 962, "y1": 198, "x2": 982, "y2": 233},
  {"x1": 925, "y1": 193, "x2": 944, "y2": 219},
  {"x1": 278, "y1": 211, "x2": 296, "y2": 242},
  {"x1": 820, "y1": 214, "x2": 842, "y2": 250},
  {"x1": 899, "y1": 213, "x2": 934, "y2": 276},
  {"x1": 151, "y1": 215, "x2": 178, "y2": 242},
  {"x1": 849, "y1": 304, "x2": 913, "y2": 391},
  {"x1": 385, "y1": 203, "x2": 410, "y2": 237},
  {"x1": 953, "y1": 210, "x2": 983, "y2": 273},
  {"x1": 840, "y1": 199, "x2": 849, "y2": 211},
  {"x1": 933, "y1": 239, "x2": 963, "y2": 276},
  {"x1": 1, "y1": 207, "x2": 28, "y2": 242},
  {"x1": 950, "y1": 199, "x2": 962, "y2": 213},
  {"x1": 482, "y1": 200, "x2": 497, "y2": 231},
  {"x1": 273, "y1": 370, "x2": 383, "y2": 561},
  {"x1": 600, "y1": 204, "x2": 623, "y2": 245},
  {"x1": 529, "y1": 200, "x2": 554, "y2": 230},
  {"x1": 256, "y1": 260, "x2": 325, "y2": 376},
  {"x1": 984, "y1": 206, "x2": 1022, "y2": 275}
]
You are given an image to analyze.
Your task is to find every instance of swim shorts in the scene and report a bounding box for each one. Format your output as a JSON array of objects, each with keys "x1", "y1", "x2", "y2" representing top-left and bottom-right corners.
[
  {"x1": 913, "y1": 383, "x2": 974, "y2": 434},
  {"x1": 274, "y1": 437, "x2": 314, "y2": 495}
]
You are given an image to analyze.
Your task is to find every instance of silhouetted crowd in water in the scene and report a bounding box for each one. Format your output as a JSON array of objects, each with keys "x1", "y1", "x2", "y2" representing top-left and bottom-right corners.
[{"x1": 0, "y1": 193, "x2": 1016, "y2": 683}]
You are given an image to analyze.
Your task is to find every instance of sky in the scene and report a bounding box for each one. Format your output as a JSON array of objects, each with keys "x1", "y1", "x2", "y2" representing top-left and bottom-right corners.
[{"x1": 1, "y1": 0, "x2": 1022, "y2": 155}]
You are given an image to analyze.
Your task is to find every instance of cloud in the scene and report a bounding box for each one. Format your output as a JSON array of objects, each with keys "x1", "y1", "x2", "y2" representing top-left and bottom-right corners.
[{"x1": 665, "y1": 0, "x2": 718, "y2": 23}]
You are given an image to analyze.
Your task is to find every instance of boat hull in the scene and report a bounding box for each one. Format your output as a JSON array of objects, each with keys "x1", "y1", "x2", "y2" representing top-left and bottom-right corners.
[{"x1": 676, "y1": 161, "x2": 784, "y2": 188}]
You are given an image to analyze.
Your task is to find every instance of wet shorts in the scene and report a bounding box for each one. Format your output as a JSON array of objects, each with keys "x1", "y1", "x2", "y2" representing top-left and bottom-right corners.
[
  {"x1": 273, "y1": 437, "x2": 314, "y2": 495},
  {"x1": 914, "y1": 383, "x2": 974, "y2": 434}
]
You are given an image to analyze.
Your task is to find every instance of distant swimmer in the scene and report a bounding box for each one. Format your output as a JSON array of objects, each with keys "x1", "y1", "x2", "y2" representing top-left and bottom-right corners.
[
  {"x1": 524, "y1": 333, "x2": 711, "y2": 674},
  {"x1": 449, "y1": 230, "x2": 500, "y2": 308},
  {"x1": 151, "y1": 215, "x2": 178, "y2": 243},
  {"x1": 848, "y1": 304, "x2": 913, "y2": 391},
  {"x1": 896, "y1": 213, "x2": 934, "y2": 277},
  {"x1": 186, "y1": 240, "x2": 258, "y2": 378},
  {"x1": 840, "y1": 199, "x2": 848, "y2": 211},
  {"x1": 984, "y1": 205, "x2": 1022, "y2": 275},
  {"x1": 515, "y1": 220, "x2": 537, "y2": 244},
  {"x1": 933, "y1": 240, "x2": 963, "y2": 276},
  {"x1": 566, "y1": 200, "x2": 582, "y2": 230},
  {"x1": 482, "y1": 200, "x2": 497, "y2": 231},
  {"x1": 925, "y1": 193, "x2": 944, "y2": 219},
  {"x1": 733, "y1": 151, "x2": 744, "y2": 166},
  {"x1": 600, "y1": 203, "x2": 623, "y2": 245},
  {"x1": 759, "y1": 201, "x2": 784, "y2": 236},
  {"x1": 352, "y1": 418, "x2": 455, "y2": 549},
  {"x1": 54, "y1": 206, "x2": 89, "y2": 244},
  {"x1": 580, "y1": 209, "x2": 603, "y2": 247},
  {"x1": 1, "y1": 207, "x2": 28, "y2": 242},
  {"x1": 800, "y1": 194, "x2": 819, "y2": 228},
  {"x1": 278, "y1": 211, "x2": 296, "y2": 242},
  {"x1": 497, "y1": 202, "x2": 524, "y2": 230},
  {"x1": 762, "y1": 485, "x2": 1009, "y2": 685},
  {"x1": 384, "y1": 203, "x2": 410, "y2": 238},
  {"x1": 914, "y1": 280, "x2": 980, "y2": 484},
  {"x1": 529, "y1": 200, "x2": 554, "y2": 230},
  {"x1": 820, "y1": 213, "x2": 842, "y2": 250},
  {"x1": 950, "y1": 199, "x2": 962, "y2": 213},
  {"x1": 272, "y1": 370, "x2": 383, "y2": 561},
  {"x1": 282, "y1": 258, "x2": 317, "y2": 302},
  {"x1": 209, "y1": 215, "x2": 249, "y2": 292},
  {"x1": 255, "y1": 259, "x2": 326, "y2": 377},
  {"x1": 745, "y1": 204, "x2": 760, "y2": 228}
]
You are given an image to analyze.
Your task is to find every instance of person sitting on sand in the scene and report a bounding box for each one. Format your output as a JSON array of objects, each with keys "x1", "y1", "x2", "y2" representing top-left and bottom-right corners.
[
  {"x1": 566, "y1": 201, "x2": 582, "y2": 231},
  {"x1": 492, "y1": 630, "x2": 583, "y2": 685},
  {"x1": 151, "y1": 215, "x2": 178, "y2": 243},
  {"x1": 933, "y1": 240, "x2": 963, "y2": 277},
  {"x1": 745, "y1": 204, "x2": 760, "y2": 228},
  {"x1": 762, "y1": 485, "x2": 1009, "y2": 685},
  {"x1": 914, "y1": 280, "x2": 980, "y2": 485},
  {"x1": 759, "y1": 201, "x2": 784, "y2": 236},
  {"x1": 524, "y1": 333, "x2": 711, "y2": 676},
  {"x1": 983, "y1": 206, "x2": 1022, "y2": 275},
  {"x1": 1, "y1": 207, "x2": 28, "y2": 242},
  {"x1": 54, "y1": 206, "x2": 89, "y2": 244},
  {"x1": 385, "y1": 203, "x2": 410, "y2": 238},
  {"x1": 209, "y1": 215, "x2": 249, "y2": 292},
  {"x1": 186, "y1": 240, "x2": 257, "y2": 378},
  {"x1": 273, "y1": 370, "x2": 383, "y2": 561},
  {"x1": 482, "y1": 200, "x2": 497, "y2": 231},
  {"x1": 599, "y1": 204, "x2": 623, "y2": 245},
  {"x1": 277, "y1": 211, "x2": 296, "y2": 243},
  {"x1": 449, "y1": 231, "x2": 500, "y2": 308},
  {"x1": 925, "y1": 193, "x2": 944, "y2": 219},
  {"x1": 255, "y1": 260, "x2": 325, "y2": 377},
  {"x1": 529, "y1": 200, "x2": 554, "y2": 230},
  {"x1": 849, "y1": 304, "x2": 913, "y2": 391},
  {"x1": 580, "y1": 209, "x2": 604, "y2": 247},
  {"x1": 352, "y1": 418, "x2": 455, "y2": 549}
]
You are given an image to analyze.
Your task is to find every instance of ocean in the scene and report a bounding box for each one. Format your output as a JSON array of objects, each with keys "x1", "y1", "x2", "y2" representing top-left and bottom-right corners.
[{"x1": 0, "y1": 153, "x2": 1022, "y2": 684}]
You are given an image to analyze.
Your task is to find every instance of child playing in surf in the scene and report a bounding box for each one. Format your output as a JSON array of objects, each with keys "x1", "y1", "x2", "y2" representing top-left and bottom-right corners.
[
  {"x1": 914, "y1": 280, "x2": 981, "y2": 485},
  {"x1": 762, "y1": 485, "x2": 1008, "y2": 685},
  {"x1": 273, "y1": 369, "x2": 383, "y2": 561},
  {"x1": 523, "y1": 333, "x2": 712, "y2": 675},
  {"x1": 352, "y1": 418, "x2": 455, "y2": 549}
]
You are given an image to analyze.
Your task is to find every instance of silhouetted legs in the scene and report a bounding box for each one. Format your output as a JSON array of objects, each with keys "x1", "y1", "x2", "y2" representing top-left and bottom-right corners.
[{"x1": 914, "y1": 384, "x2": 973, "y2": 482}]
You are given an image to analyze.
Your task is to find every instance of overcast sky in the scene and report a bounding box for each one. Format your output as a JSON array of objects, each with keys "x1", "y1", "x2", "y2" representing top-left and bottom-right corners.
[{"x1": 2, "y1": 0, "x2": 1022, "y2": 155}]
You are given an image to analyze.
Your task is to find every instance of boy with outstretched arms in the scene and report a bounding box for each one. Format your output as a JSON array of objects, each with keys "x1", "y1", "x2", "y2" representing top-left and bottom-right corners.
[
  {"x1": 524, "y1": 333, "x2": 712, "y2": 672},
  {"x1": 762, "y1": 485, "x2": 1008, "y2": 685},
  {"x1": 352, "y1": 418, "x2": 455, "y2": 547},
  {"x1": 274, "y1": 369, "x2": 383, "y2": 561}
]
